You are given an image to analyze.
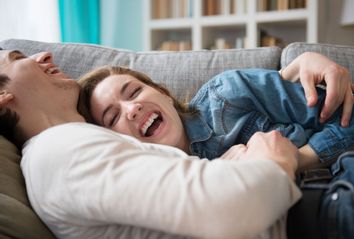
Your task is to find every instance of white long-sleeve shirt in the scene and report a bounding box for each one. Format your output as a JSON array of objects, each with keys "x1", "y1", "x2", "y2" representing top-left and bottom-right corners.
[{"x1": 21, "y1": 123, "x2": 301, "y2": 239}]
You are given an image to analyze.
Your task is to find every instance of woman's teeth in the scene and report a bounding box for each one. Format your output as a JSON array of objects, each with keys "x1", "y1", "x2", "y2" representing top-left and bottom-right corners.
[{"x1": 141, "y1": 113, "x2": 159, "y2": 136}]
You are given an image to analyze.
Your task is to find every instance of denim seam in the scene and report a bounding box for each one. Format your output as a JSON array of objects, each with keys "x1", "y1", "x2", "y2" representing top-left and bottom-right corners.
[{"x1": 309, "y1": 130, "x2": 346, "y2": 162}]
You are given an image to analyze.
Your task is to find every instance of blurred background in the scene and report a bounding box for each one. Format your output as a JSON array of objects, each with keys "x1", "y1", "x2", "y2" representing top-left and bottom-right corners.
[{"x1": 0, "y1": 0, "x2": 353, "y2": 52}]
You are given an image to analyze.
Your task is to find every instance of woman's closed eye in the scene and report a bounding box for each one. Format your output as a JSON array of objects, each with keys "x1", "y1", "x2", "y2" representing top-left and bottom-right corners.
[
  {"x1": 108, "y1": 112, "x2": 120, "y2": 127},
  {"x1": 129, "y1": 87, "x2": 142, "y2": 99},
  {"x1": 103, "y1": 108, "x2": 120, "y2": 128},
  {"x1": 109, "y1": 115, "x2": 118, "y2": 127}
]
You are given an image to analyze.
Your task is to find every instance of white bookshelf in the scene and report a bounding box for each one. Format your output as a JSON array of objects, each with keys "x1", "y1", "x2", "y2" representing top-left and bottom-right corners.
[{"x1": 143, "y1": 0, "x2": 318, "y2": 51}]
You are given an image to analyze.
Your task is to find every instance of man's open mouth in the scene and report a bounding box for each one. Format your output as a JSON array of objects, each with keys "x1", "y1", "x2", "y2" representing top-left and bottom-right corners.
[
  {"x1": 140, "y1": 112, "x2": 163, "y2": 137},
  {"x1": 45, "y1": 66, "x2": 61, "y2": 75}
]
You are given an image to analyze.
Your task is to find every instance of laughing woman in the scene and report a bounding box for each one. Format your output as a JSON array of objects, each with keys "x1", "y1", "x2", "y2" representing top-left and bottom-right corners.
[{"x1": 78, "y1": 53, "x2": 354, "y2": 171}]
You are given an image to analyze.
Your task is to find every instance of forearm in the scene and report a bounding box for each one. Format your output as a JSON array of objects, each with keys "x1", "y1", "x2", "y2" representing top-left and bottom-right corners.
[
  {"x1": 67, "y1": 138, "x2": 301, "y2": 238},
  {"x1": 298, "y1": 144, "x2": 321, "y2": 171}
]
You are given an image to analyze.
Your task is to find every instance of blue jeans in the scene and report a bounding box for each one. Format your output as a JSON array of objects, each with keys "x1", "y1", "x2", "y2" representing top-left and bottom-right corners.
[{"x1": 320, "y1": 151, "x2": 354, "y2": 239}]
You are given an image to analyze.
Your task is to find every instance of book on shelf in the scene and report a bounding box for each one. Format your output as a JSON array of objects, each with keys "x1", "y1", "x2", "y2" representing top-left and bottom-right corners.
[
  {"x1": 157, "y1": 40, "x2": 192, "y2": 51},
  {"x1": 257, "y1": 0, "x2": 306, "y2": 12},
  {"x1": 159, "y1": 0, "x2": 169, "y2": 19},
  {"x1": 210, "y1": 36, "x2": 246, "y2": 49},
  {"x1": 233, "y1": 0, "x2": 246, "y2": 15},
  {"x1": 259, "y1": 31, "x2": 285, "y2": 48},
  {"x1": 277, "y1": 0, "x2": 289, "y2": 10},
  {"x1": 203, "y1": 0, "x2": 246, "y2": 16},
  {"x1": 152, "y1": 0, "x2": 193, "y2": 19},
  {"x1": 215, "y1": 38, "x2": 231, "y2": 49},
  {"x1": 204, "y1": 0, "x2": 219, "y2": 15},
  {"x1": 220, "y1": 0, "x2": 231, "y2": 15},
  {"x1": 235, "y1": 36, "x2": 246, "y2": 48}
]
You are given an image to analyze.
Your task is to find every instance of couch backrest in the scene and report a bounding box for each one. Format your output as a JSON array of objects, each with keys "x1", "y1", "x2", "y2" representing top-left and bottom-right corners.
[
  {"x1": 282, "y1": 42, "x2": 354, "y2": 83},
  {"x1": 0, "y1": 39, "x2": 281, "y2": 101}
]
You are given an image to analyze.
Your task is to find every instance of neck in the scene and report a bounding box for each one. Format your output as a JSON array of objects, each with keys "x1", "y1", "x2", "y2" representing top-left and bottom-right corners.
[
  {"x1": 18, "y1": 109, "x2": 85, "y2": 143},
  {"x1": 180, "y1": 131, "x2": 191, "y2": 155}
]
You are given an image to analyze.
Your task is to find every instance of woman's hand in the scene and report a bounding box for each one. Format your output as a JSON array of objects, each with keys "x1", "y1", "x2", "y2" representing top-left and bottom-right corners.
[{"x1": 280, "y1": 52, "x2": 353, "y2": 127}]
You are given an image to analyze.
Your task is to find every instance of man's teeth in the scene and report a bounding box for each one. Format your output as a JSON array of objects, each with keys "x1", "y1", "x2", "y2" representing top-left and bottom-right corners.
[
  {"x1": 45, "y1": 67, "x2": 59, "y2": 74},
  {"x1": 141, "y1": 113, "x2": 159, "y2": 136}
]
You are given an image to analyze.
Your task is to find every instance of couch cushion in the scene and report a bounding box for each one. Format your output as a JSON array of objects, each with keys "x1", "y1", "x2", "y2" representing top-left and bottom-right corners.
[
  {"x1": 0, "y1": 38, "x2": 281, "y2": 101},
  {"x1": 0, "y1": 136, "x2": 55, "y2": 239},
  {"x1": 281, "y1": 42, "x2": 354, "y2": 83}
]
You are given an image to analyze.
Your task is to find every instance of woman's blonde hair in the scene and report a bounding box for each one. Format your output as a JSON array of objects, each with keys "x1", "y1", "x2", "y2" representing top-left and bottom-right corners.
[{"x1": 77, "y1": 66, "x2": 190, "y2": 124}]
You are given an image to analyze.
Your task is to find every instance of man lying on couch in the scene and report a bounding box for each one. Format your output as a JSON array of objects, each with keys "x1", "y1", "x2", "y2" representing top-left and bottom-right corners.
[{"x1": 0, "y1": 48, "x2": 352, "y2": 239}]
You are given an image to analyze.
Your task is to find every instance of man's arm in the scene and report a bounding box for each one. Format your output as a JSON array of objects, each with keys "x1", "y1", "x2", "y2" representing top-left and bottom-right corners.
[
  {"x1": 280, "y1": 52, "x2": 353, "y2": 127},
  {"x1": 28, "y1": 124, "x2": 301, "y2": 239}
]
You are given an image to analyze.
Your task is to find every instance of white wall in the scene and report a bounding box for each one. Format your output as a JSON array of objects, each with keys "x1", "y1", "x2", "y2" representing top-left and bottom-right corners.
[
  {"x1": 319, "y1": 0, "x2": 354, "y2": 46},
  {"x1": 0, "y1": 0, "x2": 352, "y2": 47},
  {"x1": 0, "y1": 0, "x2": 60, "y2": 42}
]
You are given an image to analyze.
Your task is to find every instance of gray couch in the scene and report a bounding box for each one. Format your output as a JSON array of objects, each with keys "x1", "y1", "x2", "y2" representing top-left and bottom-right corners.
[{"x1": 0, "y1": 39, "x2": 353, "y2": 239}]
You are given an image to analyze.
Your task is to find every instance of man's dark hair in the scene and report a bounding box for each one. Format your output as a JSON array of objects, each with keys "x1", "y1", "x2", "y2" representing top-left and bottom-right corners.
[{"x1": 0, "y1": 73, "x2": 20, "y2": 146}]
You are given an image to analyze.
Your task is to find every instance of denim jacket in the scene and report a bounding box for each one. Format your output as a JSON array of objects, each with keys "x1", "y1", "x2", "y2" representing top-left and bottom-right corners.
[{"x1": 182, "y1": 69, "x2": 354, "y2": 162}]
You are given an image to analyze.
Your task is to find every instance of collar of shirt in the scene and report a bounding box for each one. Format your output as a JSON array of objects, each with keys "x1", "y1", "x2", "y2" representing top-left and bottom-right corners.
[{"x1": 182, "y1": 112, "x2": 212, "y2": 145}]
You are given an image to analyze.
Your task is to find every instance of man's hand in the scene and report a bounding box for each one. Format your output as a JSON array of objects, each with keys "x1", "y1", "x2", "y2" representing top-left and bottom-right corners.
[
  {"x1": 220, "y1": 131, "x2": 299, "y2": 180},
  {"x1": 281, "y1": 52, "x2": 353, "y2": 127},
  {"x1": 220, "y1": 144, "x2": 247, "y2": 160}
]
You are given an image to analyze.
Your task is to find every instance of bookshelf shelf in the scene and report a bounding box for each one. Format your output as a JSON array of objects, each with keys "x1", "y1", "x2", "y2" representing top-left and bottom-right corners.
[
  {"x1": 255, "y1": 9, "x2": 308, "y2": 22},
  {"x1": 144, "y1": 0, "x2": 318, "y2": 51},
  {"x1": 200, "y1": 15, "x2": 247, "y2": 26},
  {"x1": 149, "y1": 18, "x2": 194, "y2": 29}
]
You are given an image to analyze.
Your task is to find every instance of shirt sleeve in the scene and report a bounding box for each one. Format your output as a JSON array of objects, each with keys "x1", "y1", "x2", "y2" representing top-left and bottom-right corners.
[
  {"x1": 51, "y1": 124, "x2": 301, "y2": 239},
  {"x1": 209, "y1": 70, "x2": 318, "y2": 147},
  {"x1": 308, "y1": 116, "x2": 354, "y2": 161},
  {"x1": 211, "y1": 69, "x2": 353, "y2": 162}
]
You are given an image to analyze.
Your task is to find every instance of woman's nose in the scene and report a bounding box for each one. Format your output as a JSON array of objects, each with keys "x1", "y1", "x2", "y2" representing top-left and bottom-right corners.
[
  {"x1": 126, "y1": 102, "x2": 143, "y2": 120},
  {"x1": 30, "y1": 52, "x2": 53, "y2": 64}
]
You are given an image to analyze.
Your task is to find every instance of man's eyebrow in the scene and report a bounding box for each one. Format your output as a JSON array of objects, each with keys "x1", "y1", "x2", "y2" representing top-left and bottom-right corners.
[
  {"x1": 8, "y1": 50, "x2": 25, "y2": 61},
  {"x1": 101, "y1": 104, "x2": 113, "y2": 126}
]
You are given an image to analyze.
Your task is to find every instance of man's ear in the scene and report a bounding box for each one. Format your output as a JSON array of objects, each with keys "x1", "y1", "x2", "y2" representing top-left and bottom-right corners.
[{"x1": 0, "y1": 90, "x2": 14, "y2": 107}]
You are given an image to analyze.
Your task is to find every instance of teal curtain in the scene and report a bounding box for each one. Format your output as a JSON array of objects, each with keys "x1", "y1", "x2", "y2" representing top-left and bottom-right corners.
[
  {"x1": 100, "y1": 0, "x2": 143, "y2": 51},
  {"x1": 59, "y1": 0, "x2": 100, "y2": 44}
]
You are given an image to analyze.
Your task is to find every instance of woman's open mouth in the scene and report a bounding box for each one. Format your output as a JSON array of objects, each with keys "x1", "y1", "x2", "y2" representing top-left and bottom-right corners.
[{"x1": 140, "y1": 112, "x2": 163, "y2": 137}]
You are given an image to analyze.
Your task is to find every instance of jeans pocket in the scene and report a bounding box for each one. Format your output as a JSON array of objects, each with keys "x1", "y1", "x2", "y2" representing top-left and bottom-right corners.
[{"x1": 320, "y1": 180, "x2": 354, "y2": 239}]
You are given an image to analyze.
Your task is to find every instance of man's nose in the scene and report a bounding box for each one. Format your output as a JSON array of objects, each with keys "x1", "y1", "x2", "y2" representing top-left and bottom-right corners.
[
  {"x1": 30, "y1": 52, "x2": 53, "y2": 64},
  {"x1": 126, "y1": 102, "x2": 143, "y2": 120}
]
